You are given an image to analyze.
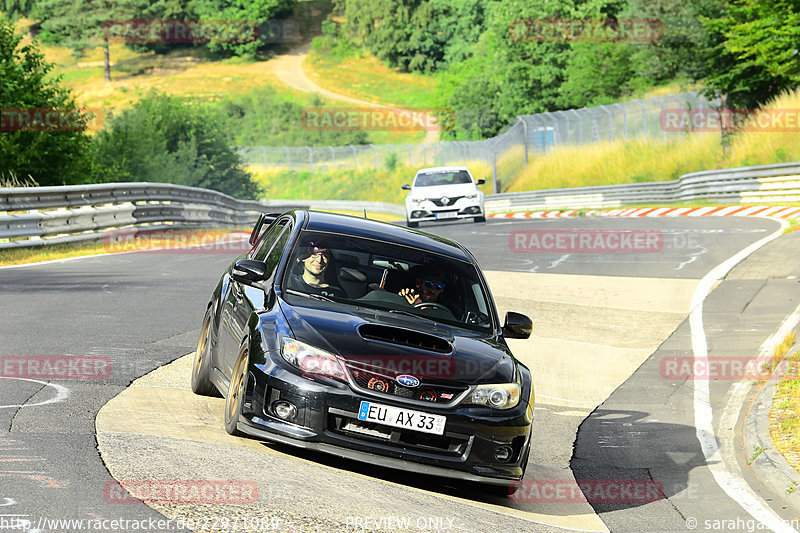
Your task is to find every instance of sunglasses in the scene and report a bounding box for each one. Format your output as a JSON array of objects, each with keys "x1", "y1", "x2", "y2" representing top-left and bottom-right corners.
[{"x1": 421, "y1": 279, "x2": 447, "y2": 290}]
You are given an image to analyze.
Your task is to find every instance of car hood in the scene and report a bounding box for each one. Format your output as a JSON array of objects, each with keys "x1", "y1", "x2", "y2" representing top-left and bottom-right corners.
[
  {"x1": 409, "y1": 184, "x2": 479, "y2": 201},
  {"x1": 278, "y1": 298, "x2": 515, "y2": 385}
]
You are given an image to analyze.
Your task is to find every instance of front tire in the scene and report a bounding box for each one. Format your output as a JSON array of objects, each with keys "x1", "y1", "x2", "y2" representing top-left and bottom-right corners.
[
  {"x1": 191, "y1": 308, "x2": 220, "y2": 397},
  {"x1": 406, "y1": 219, "x2": 419, "y2": 228},
  {"x1": 224, "y1": 347, "x2": 249, "y2": 436},
  {"x1": 473, "y1": 215, "x2": 486, "y2": 223}
]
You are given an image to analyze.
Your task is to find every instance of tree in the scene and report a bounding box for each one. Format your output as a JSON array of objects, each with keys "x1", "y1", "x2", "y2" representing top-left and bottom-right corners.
[
  {"x1": 189, "y1": 0, "x2": 297, "y2": 57},
  {"x1": 698, "y1": 0, "x2": 800, "y2": 110},
  {"x1": 1, "y1": 0, "x2": 37, "y2": 19},
  {"x1": 92, "y1": 91, "x2": 260, "y2": 199},
  {"x1": 33, "y1": 0, "x2": 145, "y2": 82},
  {"x1": 0, "y1": 16, "x2": 93, "y2": 185}
]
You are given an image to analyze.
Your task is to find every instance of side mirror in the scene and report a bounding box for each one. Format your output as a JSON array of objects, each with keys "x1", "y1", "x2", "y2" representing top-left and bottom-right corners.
[
  {"x1": 502, "y1": 311, "x2": 532, "y2": 339},
  {"x1": 477, "y1": 179, "x2": 486, "y2": 185},
  {"x1": 401, "y1": 184, "x2": 411, "y2": 191},
  {"x1": 232, "y1": 259, "x2": 267, "y2": 285}
]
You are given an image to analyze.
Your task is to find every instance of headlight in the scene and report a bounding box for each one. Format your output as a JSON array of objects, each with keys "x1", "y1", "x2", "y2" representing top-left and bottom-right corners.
[
  {"x1": 466, "y1": 193, "x2": 479, "y2": 200},
  {"x1": 281, "y1": 338, "x2": 346, "y2": 380},
  {"x1": 464, "y1": 383, "x2": 520, "y2": 409}
]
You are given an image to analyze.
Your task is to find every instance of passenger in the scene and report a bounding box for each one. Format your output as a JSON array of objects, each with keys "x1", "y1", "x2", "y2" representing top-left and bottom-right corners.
[{"x1": 290, "y1": 242, "x2": 346, "y2": 299}]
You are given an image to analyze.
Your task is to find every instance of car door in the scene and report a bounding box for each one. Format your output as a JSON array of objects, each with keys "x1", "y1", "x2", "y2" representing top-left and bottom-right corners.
[{"x1": 218, "y1": 218, "x2": 291, "y2": 379}]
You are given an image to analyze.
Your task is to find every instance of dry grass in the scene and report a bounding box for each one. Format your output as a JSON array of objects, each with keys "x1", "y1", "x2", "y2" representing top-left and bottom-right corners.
[
  {"x1": 507, "y1": 133, "x2": 722, "y2": 191},
  {"x1": 507, "y1": 87, "x2": 800, "y2": 192},
  {"x1": 305, "y1": 49, "x2": 439, "y2": 110},
  {"x1": 770, "y1": 339, "x2": 800, "y2": 477}
]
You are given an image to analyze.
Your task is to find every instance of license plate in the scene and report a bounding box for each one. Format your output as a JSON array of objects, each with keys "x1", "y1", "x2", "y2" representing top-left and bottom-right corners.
[
  {"x1": 435, "y1": 212, "x2": 458, "y2": 219},
  {"x1": 357, "y1": 401, "x2": 446, "y2": 435}
]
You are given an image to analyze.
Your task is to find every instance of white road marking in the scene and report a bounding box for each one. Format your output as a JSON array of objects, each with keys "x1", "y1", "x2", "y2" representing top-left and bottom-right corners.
[
  {"x1": 0, "y1": 377, "x2": 70, "y2": 409},
  {"x1": 690, "y1": 217, "x2": 797, "y2": 532},
  {"x1": 0, "y1": 499, "x2": 15, "y2": 507}
]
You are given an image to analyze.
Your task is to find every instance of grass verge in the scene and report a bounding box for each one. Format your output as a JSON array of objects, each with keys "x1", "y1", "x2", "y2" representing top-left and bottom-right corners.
[{"x1": 770, "y1": 333, "x2": 800, "y2": 477}]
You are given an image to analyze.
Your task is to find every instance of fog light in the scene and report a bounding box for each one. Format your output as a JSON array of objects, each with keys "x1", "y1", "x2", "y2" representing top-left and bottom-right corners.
[
  {"x1": 273, "y1": 400, "x2": 297, "y2": 420},
  {"x1": 495, "y1": 445, "x2": 513, "y2": 462}
]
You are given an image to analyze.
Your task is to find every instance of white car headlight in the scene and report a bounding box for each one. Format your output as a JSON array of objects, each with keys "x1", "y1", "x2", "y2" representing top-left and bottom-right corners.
[
  {"x1": 464, "y1": 383, "x2": 521, "y2": 409},
  {"x1": 281, "y1": 338, "x2": 346, "y2": 380}
]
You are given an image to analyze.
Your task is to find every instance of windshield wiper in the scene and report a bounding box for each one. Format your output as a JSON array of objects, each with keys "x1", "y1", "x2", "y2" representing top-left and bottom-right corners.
[
  {"x1": 388, "y1": 309, "x2": 438, "y2": 323},
  {"x1": 284, "y1": 288, "x2": 334, "y2": 302}
]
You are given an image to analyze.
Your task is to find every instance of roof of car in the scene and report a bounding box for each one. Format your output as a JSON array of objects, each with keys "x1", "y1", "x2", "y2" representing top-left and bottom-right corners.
[
  {"x1": 415, "y1": 166, "x2": 470, "y2": 174},
  {"x1": 298, "y1": 210, "x2": 473, "y2": 262}
]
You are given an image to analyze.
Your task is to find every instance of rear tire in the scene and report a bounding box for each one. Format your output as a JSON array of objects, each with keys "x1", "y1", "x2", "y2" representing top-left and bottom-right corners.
[
  {"x1": 224, "y1": 347, "x2": 248, "y2": 436},
  {"x1": 191, "y1": 308, "x2": 220, "y2": 397}
]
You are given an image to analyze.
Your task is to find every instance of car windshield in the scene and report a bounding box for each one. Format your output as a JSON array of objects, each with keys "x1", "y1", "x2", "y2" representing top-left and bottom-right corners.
[
  {"x1": 282, "y1": 230, "x2": 494, "y2": 332},
  {"x1": 413, "y1": 170, "x2": 473, "y2": 187}
]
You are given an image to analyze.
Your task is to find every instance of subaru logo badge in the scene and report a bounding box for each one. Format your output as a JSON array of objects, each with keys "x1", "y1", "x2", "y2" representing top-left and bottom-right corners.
[
  {"x1": 440, "y1": 196, "x2": 450, "y2": 205},
  {"x1": 397, "y1": 375, "x2": 420, "y2": 388}
]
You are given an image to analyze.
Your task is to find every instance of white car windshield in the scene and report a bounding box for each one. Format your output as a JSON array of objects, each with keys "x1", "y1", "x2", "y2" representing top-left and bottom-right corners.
[{"x1": 414, "y1": 170, "x2": 473, "y2": 187}]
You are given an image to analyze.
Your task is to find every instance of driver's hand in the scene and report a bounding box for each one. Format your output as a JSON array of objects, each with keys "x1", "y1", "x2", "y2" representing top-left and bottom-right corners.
[{"x1": 399, "y1": 288, "x2": 421, "y2": 305}]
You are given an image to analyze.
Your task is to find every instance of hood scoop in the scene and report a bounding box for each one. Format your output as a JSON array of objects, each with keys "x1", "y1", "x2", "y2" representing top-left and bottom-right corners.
[{"x1": 357, "y1": 324, "x2": 452, "y2": 354}]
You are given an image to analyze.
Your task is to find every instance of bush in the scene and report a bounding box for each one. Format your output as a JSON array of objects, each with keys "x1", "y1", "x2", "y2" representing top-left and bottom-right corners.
[{"x1": 92, "y1": 91, "x2": 259, "y2": 199}]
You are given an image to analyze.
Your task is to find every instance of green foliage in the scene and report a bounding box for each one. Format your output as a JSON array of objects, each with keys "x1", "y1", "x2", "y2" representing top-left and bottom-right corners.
[
  {"x1": 384, "y1": 152, "x2": 398, "y2": 171},
  {"x1": 0, "y1": 17, "x2": 93, "y2": 185},
  {"x1": 337, "y1": 0, "x2": 487, "y2": 73},
  {"x1": 190, "y1": 0, "x2": 297, "y2": 57},
  {"x1": 34, "y1": 0, "x2": 144, "y2": 53},
  {"x1": 1, "y1": 0, "x2": 37, "y2": 19},
  {"x1": 212, "y1": 87, "x2": 368, "y2": 146},
  {"x1": 92, "y1": 91, "x2": 259, "y2": 199},
  {"x1": 697, "y1": 0, "x2": 800, "y2": 110},
  {"x1": 558, "y1": 42, "x2": 636, "y2": 108}
]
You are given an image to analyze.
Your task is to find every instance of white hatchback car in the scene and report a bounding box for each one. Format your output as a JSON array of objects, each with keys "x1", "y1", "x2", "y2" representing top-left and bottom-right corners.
[{"x1": 402, "y1": 166, "x2": 486, "y2": 227}]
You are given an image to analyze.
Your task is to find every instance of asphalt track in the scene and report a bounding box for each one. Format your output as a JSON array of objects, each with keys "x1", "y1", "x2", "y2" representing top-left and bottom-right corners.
[{"x1": 1, "y1": 216, "x2": 799, "y2": 532}]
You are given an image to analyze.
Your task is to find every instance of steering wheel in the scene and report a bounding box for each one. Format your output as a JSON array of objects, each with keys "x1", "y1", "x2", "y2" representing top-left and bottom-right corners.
[{"x1": 413, "y1": 301, "x2": 451, "y2": 313}]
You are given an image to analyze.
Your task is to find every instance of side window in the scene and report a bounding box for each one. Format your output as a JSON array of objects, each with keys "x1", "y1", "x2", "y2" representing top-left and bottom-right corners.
[
  {"x1": 263, "y1": 228, "x2": 291, "y2": 281},
  {"x1": 251, "y1": 220, "x2": 287, "y2": 261}
]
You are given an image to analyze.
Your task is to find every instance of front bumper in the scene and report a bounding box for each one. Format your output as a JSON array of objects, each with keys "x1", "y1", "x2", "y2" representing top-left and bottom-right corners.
[
  {"x1": 406, "y1": 200, "x2": 484, "y2": 222},
  {"x1": 239, "y1": 360, "x2": 532, "y2": 485}
]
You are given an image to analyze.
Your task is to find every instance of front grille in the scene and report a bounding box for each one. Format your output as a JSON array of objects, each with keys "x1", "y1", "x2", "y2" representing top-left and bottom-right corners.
[
  {"x1": 429, "y1": 196, "x2": 464, "y2": 207},
  {"x1": 328, "y1": 411, "x2": 471, "y2": 457},
  {"x1": 344, "y1": 362, "x2": 468, "y2": 407}
]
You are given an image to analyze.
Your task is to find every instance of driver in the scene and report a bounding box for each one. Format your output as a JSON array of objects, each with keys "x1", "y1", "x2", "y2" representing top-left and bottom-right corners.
[
  {"x1": 398, "y1": 267, "x2": 449, "y2": 306},
  {"x1": 290, "y1": 241, "x2": 346, "y2": 299}
]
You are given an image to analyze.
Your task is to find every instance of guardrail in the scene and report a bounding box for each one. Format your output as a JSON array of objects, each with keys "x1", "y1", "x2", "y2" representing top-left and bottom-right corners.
[
  {"x1": 2, "y1": 161, "x2": 799, "y2": 249},
  {"x1": 0, "y1": 183, "x2": 266, "y2": 249},
  {"x1": 485, "y1": 161, "x2": 800, "y2": 212}
]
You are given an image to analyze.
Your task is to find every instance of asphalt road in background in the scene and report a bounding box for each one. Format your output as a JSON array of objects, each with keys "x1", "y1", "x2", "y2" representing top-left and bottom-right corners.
[{"x1": 0, "y1": 216, "x2": 795, "y2": 532}]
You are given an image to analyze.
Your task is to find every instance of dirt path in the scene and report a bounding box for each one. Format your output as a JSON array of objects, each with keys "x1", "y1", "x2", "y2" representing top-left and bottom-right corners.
[{"x1": 269, "y1": 43, "x2": 440, "y2": 144}]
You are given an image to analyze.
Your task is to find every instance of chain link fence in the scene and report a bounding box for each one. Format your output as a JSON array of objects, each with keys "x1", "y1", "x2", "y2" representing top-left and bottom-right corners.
[{"x1": 239, "y1": 91, "x2": 717, "y2": 193}]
